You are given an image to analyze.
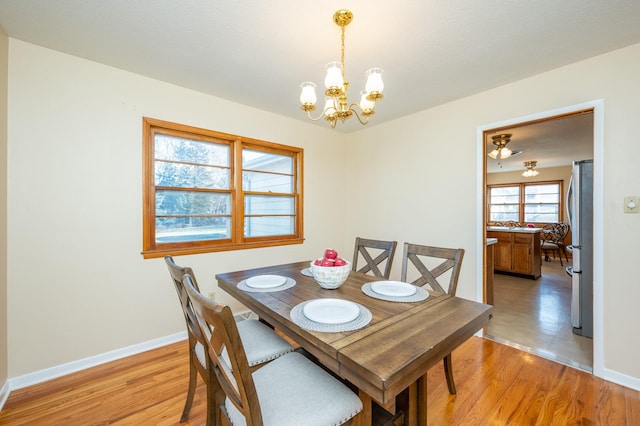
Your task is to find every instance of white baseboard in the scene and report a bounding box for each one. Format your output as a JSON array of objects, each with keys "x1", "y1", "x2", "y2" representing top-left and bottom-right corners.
[
  {"x1": 9, "y1": 331, "x2": 187, "y2": 391},
  {"x1": 5, "y1": 310, "x2": 256, "y2": 395},
  {"x1": 0, "y1": 380, "x2": 10, "y2": 413},
  {"x1": 604, "y1": 367, "x2": 640, "y2": 392}
]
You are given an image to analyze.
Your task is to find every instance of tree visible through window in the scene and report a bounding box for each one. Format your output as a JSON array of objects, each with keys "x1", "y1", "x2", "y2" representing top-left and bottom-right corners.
[{"x1": 142, "y1": 118, "x2": 303, "y2": 258}]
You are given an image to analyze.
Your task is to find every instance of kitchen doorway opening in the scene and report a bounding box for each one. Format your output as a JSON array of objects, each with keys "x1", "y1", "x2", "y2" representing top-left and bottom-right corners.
[{"x1": 477, "y1": 100, "x2": 603, "y2": 377}]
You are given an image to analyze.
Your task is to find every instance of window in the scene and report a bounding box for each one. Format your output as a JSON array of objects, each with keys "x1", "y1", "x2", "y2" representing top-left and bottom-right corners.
[
  {"x1": 524, "y1": 183, "x2": 561, "y2": 222},
  {"x1": 489, "y1": 186, "x2": 520, "y2": 223},
  {"x1": 142, "y1": 118, "x2": 303, "y2": 258},
  {"x1": 488, "y1": 181, "x2": 562, "y2": 224}
]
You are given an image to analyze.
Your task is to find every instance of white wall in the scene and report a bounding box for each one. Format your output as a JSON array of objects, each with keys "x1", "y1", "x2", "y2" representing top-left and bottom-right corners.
[
  {"x1": 0, "y1": 26, "x2": 9, "y2": 400},
  {"x1": 345, "y1": 43, "x2": 640, "y2": 386},
  {"x1": 6, "y1": 40, "x2": 349, "y2": 378},
  {"x1": 5, "y1": 37, "x2": 640, "y2": 390}
]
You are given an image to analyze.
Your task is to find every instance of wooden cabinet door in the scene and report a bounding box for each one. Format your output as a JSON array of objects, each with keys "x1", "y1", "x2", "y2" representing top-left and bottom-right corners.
[
  {"x1": 512, "y1": 234, "x2": 533, "y2": 274},
  {"x1": 488, "y1": 232, "x2": 512, "y2": 272}
]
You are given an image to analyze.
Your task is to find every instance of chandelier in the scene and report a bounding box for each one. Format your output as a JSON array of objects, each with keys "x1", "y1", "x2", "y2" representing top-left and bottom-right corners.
[
  {"x1": 488, "y1": 134, "x2": 513, "y2": 159},
  {"x1": 522, "y1": 161, "x2": 540, "y2": 177},
  {"x1": 299, "y1": 9, "x2": 384, "y2": 128}
]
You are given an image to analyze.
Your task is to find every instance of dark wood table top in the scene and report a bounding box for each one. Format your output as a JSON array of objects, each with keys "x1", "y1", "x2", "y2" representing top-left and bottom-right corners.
[{"x1": 216, "y1": 260, "x2": 493, "y2": 409}]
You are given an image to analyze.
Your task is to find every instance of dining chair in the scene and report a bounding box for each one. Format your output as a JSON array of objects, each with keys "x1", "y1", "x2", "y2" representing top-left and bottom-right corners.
[
  {"x1": 352, "y1": 236, "x2": 398, "y2": 279},
  {"x1": 541, "y1": 222, "x2": 570, "y2": 266},
  {"x1": 164, "y1": 256, "x2": 294, "y2": 425},
  {"x1": 181, "y1": 273, "x2": 363, "y2": 426},
  {"x1": 400, "y1": 242, "x2": 465, "y2": 395}
]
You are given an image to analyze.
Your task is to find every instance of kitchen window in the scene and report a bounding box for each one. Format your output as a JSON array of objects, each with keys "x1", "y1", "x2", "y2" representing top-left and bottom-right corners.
[
  {"x1": 142, "y1": 118, "x2": 304, "y2": 258},
  {"x1": 489, "y1": 181, "x2": 562, "y2": 224}
]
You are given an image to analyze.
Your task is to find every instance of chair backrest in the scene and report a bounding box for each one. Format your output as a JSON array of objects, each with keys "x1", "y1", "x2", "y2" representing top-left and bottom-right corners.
[
  {"x1": 165, "y1": 256, "x2": 207, "y2": 350},
  {"x1": 400, "y1": 243, "x2": 465, "y2": 295},
  {"x1": 541, "y1": 222, "x2": 570, "y2": 243},
  {"x1": 182, "y1": 273, "x2": 264, "y2": 425},
  {"x1": 352, "y1": 237, "x2": 398, "y2": 279},
  {"x1": 495, "y1": 220, "x2": 521, "y2": 227}
]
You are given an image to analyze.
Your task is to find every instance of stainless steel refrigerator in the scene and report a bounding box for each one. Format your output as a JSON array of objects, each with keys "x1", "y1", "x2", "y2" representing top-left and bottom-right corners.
[{"x1": 566, "y1": 159, "x2": 593, "y2": 338}]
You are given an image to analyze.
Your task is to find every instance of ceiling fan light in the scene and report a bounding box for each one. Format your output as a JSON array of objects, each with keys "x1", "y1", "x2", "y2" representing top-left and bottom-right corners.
[
  {"x1": 500, "y1": 147, "x2": 512, "y2": 159},
  {"x1": 488, "y1": 149, "x2": 499, "y2": 159}
]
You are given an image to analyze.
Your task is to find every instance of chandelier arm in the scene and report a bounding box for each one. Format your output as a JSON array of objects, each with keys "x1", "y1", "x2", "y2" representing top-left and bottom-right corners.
[
  {"x1": 348, "y1": 103, "x2": 374, "y2": 125},
  {"x1": 304, "y1": 109, "x2": 330, "y2": 122}
]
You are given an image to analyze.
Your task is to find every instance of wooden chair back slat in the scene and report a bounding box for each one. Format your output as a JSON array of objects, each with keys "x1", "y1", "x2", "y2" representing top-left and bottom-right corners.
[
  {"x1": 352, "y1": 237, "x2": 398, "y2": 279},
  {"x1": 182, "y1": 273, "x2": 265, "y2": 426},
  {"x1": 401, "y1": 243, "x2": 464, "y2": 296}
]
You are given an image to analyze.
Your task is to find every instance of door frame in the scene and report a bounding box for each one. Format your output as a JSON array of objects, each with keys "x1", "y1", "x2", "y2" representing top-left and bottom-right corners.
[{"x1": 476, "y1": 99, "x2": 604, "y2": 378}]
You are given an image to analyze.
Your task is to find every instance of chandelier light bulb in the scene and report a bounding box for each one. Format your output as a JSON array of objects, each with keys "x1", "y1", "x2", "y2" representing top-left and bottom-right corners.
[
  {"x1": 360, "y1": 90, "x2": 375, "y2": 112},
  {"x1": 365, "y1": 68, "x2": 384, "y2": 93},
  {"x1": 500, "y1": 147, "x2": 512, "y2": 159},
  {"x1": 324, "y1": 62, "x2": 344, "y2": 89},
  {"x1": 299, "y1": 82, "x2": 318, "y2": 105},
  {"x1": 323, "y1": 98, "x2": 337, "y2": 117}
]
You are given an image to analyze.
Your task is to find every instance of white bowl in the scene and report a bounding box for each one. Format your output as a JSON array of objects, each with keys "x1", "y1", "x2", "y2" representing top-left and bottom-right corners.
[{"x1": 310, "y1": 260, "x2": 352, "y2": 289}]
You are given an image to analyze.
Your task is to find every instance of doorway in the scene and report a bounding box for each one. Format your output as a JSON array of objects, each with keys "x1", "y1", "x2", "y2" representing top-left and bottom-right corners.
[{"x1": 477, "y1": 102, "x2": 603, "y2": 375}]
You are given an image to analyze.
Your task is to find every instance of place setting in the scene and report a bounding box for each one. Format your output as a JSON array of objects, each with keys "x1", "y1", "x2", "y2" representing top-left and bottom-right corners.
[
  {"x1": 362, "y1": 280, "x2": 429, "y2": 302},
  {"x1": 290, "y1": 298, "x2": 372, "y2": 333},
  {"x1": 237, "y1": 274, "x2": 296, "y2": 293}
]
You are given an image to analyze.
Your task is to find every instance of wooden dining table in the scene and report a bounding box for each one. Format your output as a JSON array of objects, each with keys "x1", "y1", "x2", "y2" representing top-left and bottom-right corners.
[{"x1": 216, "y1": 260, "x2": 493, "y2": 426}]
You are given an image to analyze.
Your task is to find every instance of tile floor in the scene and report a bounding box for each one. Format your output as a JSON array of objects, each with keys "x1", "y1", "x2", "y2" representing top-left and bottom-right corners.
[{"x1": 484, "y1": 257, "x2": 593, "y2": 372}]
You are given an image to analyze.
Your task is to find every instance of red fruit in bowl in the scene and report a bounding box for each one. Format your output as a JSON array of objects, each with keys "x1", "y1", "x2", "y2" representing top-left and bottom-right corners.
[
  {"x1": 333, "y1": 258, "x2": 347, "y2": 266},
  {"x1": 313, "y1": 258, "x2": 324, "y2": 266},
  {"x1": 320, "y1": 258, "x2": 335, "y2": 267},
  {"x1": 324, "y1": 248, "x2": 338, "y2": 260}
]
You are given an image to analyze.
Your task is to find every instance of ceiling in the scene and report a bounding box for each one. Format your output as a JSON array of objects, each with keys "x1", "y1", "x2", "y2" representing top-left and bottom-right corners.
[
  {"x1": 485, "y1": 111, "x2": 594, "y2": 173},
  {"x1": 1, "y1": 1, "x2": 640, "y2": 135}
]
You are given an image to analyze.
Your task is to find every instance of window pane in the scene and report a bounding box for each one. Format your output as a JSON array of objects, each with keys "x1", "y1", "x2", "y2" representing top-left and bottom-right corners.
[
  {"x1": 245, "y1": 216, "x2": 295, "y2": 237},
  {"x1": 243, "y1": 149, "x2": 292, "y2": 174},
  {"x1": 156, "y1": 217, "x2": 230, "y2": 243},
  {"x1": 243, "y1": 171, "x2": 293, "y2": 193},
  {"x1": 490, "y1": 186, "x2": 520, "y2": 222},
  {"x1": 155, "y1": 161, "x2": 230, "y2": 189},
  {"x1": 245, "y1": 195, "x2": 294, "y2": 215},
  {"x1": 155, "y1": 134, "x2": 229, "y2": 166},
  {"x1": 524, "y1": 183, "x2": 560, "y2": 222},
  {"x1": 525, "y1": 204, "x2": 559, "y2": 222},
  {"x1": 156, "y1": 190, "x2": 230, "y2": 216}
]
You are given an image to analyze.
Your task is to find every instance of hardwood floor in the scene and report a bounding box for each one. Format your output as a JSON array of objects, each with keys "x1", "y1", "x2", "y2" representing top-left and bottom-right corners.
[
  {"x1": 1, "y1": 336, "x2": 638, "y2": 425},
  {"x1": 485, "y1": 256, "x2": 593, "y2": 371}
]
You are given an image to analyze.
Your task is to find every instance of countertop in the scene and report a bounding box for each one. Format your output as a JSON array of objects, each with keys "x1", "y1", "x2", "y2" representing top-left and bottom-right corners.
[{"x1": 487, "y1": 226, "x2": 542, "y2": 234}]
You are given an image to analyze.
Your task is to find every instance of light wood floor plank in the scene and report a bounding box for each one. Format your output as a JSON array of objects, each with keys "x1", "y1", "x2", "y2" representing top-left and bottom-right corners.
[{"x1": 0, "y1": 337, "x2": 638, "y2": 425}]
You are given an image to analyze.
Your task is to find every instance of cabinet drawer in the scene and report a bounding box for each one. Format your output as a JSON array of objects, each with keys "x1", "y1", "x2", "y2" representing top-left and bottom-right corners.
[
  {"x1": 514, "y1": 234, "x2": 532, "y2": 244},
  {"x1": 487, "y1": 232, "x2": 511, "y2": 243}
]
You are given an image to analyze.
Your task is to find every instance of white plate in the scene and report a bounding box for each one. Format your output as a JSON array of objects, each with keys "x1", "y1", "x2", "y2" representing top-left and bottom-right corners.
[
  {"x1": 301, "y1": 267, "x2": 314, "y2": 277},
  {"x1": 371, "y1": 281, "x2": 417, "y2": 297},
  {"x1": 303, "y1": 299, "x2": 360, "y2": 324},
  {"x1": 245, "y1": 275, "x2": 287, "y2": 289}
]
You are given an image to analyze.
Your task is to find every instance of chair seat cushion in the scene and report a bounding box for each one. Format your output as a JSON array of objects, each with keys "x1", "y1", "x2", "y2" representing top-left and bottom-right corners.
[
  {"x1": 225, "y1": 352, "x2": 362, "y2": 426},
  {"x1": 194, "y1": 319, "x2": 293, "y2": 369},
  {"x1": 236, "y1": 319, "x2": 294, "y2": 366},
  {"x1": 541, "y1": 242, "x2": 559, "y2": 249}
]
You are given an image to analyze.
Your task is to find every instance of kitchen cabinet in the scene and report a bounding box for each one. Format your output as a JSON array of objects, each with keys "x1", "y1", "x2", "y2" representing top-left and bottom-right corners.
[{"x1": 487, "y1": 227, "x2": 542, "y2": 279}]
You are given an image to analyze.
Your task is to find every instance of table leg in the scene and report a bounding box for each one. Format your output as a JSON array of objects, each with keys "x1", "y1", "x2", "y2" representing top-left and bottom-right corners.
[
  {"x1": 402, "y1": 382, "x2": 418, "y2": 426},
  {"x1": 417, "y1": 373, "x2": 427, "y2": 425},
  {"x1": 357, "y1": 389, "x2": 373, "y2": 426}
]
